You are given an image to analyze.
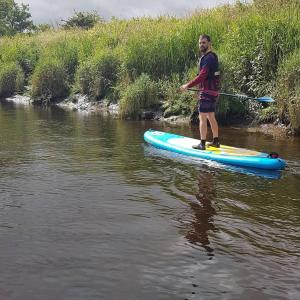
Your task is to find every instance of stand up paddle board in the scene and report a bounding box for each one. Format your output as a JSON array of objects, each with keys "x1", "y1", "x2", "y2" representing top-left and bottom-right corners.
[{"x1": 144, "y1": 130, "x2": 286, "y2": 170}]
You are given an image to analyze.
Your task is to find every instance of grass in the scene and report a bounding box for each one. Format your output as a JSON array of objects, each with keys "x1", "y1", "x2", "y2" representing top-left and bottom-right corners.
[
  {"x1": 30, "y1": 58, "x2": 70, "y2": 102},
  {"x1": 159, "y1": 72, "x2": 196, "y2": 117},
  {"x1": 75, "y1": 49, "x2": 120, "y2": 100},
  {"x1": 0, "y1": 0, "x2": 299, "y2": 131},
  {"x1": 119, "y1": 74, "x2": 159, "y2": 118},
  {"x1": 0, "y1": 62, "x2": 24, "y2": 98},
  {"x1": 275, "y1": 48, "x2": 300, "y2": 133}
]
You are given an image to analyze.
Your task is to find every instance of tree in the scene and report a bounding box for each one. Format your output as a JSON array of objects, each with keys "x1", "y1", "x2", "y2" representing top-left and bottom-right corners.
[
  {"x1": 0, "y1": 0, "x2": 34, "y2": 36},
  {"x1": 34, "y1": 23, "x2": 52, "y2": 33},
  {"x1": 61, "y1": 11, "x2": 103, "y2": 30}
]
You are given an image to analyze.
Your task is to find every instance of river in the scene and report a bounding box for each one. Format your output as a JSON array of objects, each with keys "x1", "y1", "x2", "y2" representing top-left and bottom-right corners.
[{"x1": 0, "y1": 100, "x2": 299, "y2": 300}]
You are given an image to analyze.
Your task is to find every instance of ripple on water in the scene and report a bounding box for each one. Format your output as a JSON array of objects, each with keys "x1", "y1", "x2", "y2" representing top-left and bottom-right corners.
[{"x1": 0, "y1": 103, "x2": 300, "y2": 299}]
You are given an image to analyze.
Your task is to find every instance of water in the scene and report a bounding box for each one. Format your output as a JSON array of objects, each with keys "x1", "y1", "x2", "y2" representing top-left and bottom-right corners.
[{"x1": 0, "y1": 101, "x2": 299, "y2": 300}]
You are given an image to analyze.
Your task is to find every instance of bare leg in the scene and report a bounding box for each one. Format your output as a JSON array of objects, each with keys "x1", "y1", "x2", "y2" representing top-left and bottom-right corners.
[
  {"x1": 199, "y1": 113, "x2": 208, "y2": 140},
  {"x1": 207, "y1": 112, "x2": 219, "y2": 138}
]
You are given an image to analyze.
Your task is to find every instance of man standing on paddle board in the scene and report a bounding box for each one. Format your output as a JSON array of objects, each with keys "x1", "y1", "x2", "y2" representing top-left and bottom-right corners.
[{"x1": 180, "y1": 34, "x2": 220, "y2": 150}]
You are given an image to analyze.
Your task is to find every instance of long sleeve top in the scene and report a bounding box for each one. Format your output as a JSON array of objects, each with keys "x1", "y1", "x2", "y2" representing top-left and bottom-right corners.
[{"x1": 187, "y1": 51, "x2": 220, "y2": 98}]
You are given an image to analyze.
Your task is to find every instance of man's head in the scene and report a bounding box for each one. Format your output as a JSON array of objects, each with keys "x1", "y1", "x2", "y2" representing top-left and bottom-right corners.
[{"x1": 199, "y1": 34, "x2": 211, "y2": 54}]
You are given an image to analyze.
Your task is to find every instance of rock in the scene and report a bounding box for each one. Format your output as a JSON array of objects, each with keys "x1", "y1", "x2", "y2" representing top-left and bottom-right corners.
[
  {"x1": 108, "y1": 103, "x2": 119, "y2": 115},
  {"x1": 274, "y1": 118, "x2": 280, "y2": 125},
  {"x1": 5, "y1": 95, "x2": 31, "y2": 104},
  {"x1": 162, "y1": 115, "x2": 190, "y2": 123},
  {"x1": 141, "y1": 111, "x2": 155, "y2": 120}
]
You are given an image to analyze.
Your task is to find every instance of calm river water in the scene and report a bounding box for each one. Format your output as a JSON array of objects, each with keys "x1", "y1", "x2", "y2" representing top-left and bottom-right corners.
[{"x1": 0, "y1": 101, "x2": 299, "y2": 300}]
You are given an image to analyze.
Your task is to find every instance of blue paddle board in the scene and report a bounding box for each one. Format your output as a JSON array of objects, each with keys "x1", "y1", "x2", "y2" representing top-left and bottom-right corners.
[{"x1": 144, "y1": 130, "x2": 286, "y2": 170}]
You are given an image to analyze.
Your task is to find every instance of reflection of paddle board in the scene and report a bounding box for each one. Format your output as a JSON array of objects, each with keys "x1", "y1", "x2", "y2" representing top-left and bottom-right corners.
[{"x1": 144, "y1": 130, "x2": 286, "y2": 170}]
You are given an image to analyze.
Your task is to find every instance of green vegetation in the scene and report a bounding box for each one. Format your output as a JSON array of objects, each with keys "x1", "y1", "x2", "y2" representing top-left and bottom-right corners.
[
  {"x1": 0, "y1": 62, "x2": 24, "y2": 97},
  {"x1": 275, "y1": 48, "x2": 300, "y2": 133},
  {"x1": 159, "y1": 74, "x2": 196, "y2": 117},
  {"x1": 61, "y1": 11, "x2": 103, "y2": 30},
  {"x1": 31, "y1": 58, "x2": 70, "y2": 102},
  {"x1": 256, "y1": 105, "x2": 278, "y2": 123},
  {"x1": 119, "y1": 74, "x2": 159, "y2": 118},
  {"x1": 0, "y1": 0, "x2": 299, "y2": 133},
  {"x1": 0, "y1": 0, "x2": 34, "y2": 36},
  {"x1": 75, "y1": 50, "x2": 120, "y2": 100}
]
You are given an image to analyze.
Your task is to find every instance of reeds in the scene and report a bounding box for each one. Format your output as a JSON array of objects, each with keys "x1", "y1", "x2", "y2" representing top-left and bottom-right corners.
[
  {"x1": 119, "y1": 74, "x2": 159, "y2": 118},
  {"x1": 0, "y1": 62, "x2": 24, "y2": 97}
]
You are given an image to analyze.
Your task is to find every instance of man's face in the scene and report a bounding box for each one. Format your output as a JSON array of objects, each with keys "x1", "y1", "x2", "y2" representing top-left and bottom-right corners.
[{"x1": 199, "y1": 38, "x2": 210, "y2": 53}]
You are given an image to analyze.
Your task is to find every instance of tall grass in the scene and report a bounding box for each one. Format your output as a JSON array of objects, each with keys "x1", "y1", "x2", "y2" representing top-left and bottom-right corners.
[
  {"x1": 0, "y1": 62, "x2": 24, "y2": 98},
  {"x1": 119, "y1": 74, "x2": 159, "y2": 118},
  {"x1": 75, "y1": 50, "x2": 120, "y2": 100},
  {"x1": 159, "y1": 72, "x2": 196, "y2": 117},
  {"x1": 275, "y1": 48, "x2": 300, "y2": 133},
  {"x1": 220, "y1": 2, "x2": 300, "y2": 96},
  {"x1": 0, "y1": 0, "x2": 299, "y2": 130},
  {"x1": 30, "y1": 35, "x2": 80, "y2": 101},
  {"x1": 31, "y1": 58, "x2": 69, "y2": 102}
]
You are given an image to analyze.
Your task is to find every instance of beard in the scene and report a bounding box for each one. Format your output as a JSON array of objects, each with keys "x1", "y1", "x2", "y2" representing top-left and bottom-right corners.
[{"x1": 200, "y1": 46, "x2": 208, "y2": 54}]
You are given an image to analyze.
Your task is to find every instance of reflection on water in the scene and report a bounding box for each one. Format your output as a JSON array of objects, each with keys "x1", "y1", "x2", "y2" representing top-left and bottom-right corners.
[
  {"x1": 185, "y1": 170, "x2": 217, "y2": 257},
  {"x1": 0, "y1": 100, "x2": 300, "y2": 300}
]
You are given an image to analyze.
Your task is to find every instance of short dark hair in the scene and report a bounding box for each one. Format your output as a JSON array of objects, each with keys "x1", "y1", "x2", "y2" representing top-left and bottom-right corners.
[{"x1": 199, "y1": 34, "x2": 211, "y2": 42}]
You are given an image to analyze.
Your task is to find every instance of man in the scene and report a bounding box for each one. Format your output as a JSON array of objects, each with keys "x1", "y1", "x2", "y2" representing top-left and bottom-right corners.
[{"x1": 180, "y1": 34, "x2": 220, "y2": 150}]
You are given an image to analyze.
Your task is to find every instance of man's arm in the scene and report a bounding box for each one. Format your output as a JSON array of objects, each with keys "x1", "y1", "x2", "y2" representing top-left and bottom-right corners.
[
  {"x1": 186, "y1": 65, "x2": 209, "y2": 88},
  {"x1": 180, "y1": 55, "x2": 211, "y2": 91}
]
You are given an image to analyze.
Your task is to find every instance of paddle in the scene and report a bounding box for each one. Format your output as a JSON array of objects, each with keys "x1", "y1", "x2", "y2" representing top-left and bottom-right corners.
[{"x1": 187, "y1": 88, "x2": 275, "y2": 103}]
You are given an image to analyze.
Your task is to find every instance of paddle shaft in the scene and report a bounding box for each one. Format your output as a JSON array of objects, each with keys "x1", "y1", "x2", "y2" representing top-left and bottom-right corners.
[
  {"x1": 188, "y1": 89, "x2": 253, "y2": 99},
  {"x1": 187, "y1": 88, "x2": 274, "y2": 103}
]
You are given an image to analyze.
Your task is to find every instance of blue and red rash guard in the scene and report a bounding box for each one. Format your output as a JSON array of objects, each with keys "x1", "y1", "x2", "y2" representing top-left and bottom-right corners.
[{"x1": 186, "y1": 51, "x2": 220, "y2": 99}]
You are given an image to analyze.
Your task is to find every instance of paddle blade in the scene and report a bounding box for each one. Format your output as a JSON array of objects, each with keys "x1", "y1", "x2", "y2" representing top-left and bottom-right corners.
[{"x1": 256, "y1": 96, "x2": 275, "y2": 103}]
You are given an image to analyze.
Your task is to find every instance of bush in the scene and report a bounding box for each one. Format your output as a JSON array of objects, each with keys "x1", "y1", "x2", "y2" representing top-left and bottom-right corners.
[
  {"x1": 159, "y1": 74, "x2": 195, "y2": 117},
  {"x1": 220, "y1": 1, "x2": 300, "y2": 97},
  {"x1": 31, "y1": 58, "x2": 69, "y2": 101},
  {"x1": 202, "y1": 53, "x2": 250, "y2": 123},
  {"x1": 275, "y1": 49, "x2": 300, "y2": 132},
  {"x1": 256, "y1": 105, "x2": 278, "y2": 123},
  {"x1": 44, "y1": 40, "x2": 79, "y2": 83},
  {"x1": 76, "y1": 51, "x2": 120, "y2": 100},
  {"x1": 0, "y1": 62, "x2": 24, "y2": 97},
  {"x1": 16, "y1": 41, "x2": 40, "y2": 77},
  {"x1": 29, "y1": 38, "x2": 80, "y2": 102},
  {"x1": 61, "y1": 11, "x2": 102, "y2": 30},
  {"x1": 0, "y1": 36, "x2": 41, "y2": 78},
  {"x1": 119, "y1": 74, "x2": 159, "y2": 118}
]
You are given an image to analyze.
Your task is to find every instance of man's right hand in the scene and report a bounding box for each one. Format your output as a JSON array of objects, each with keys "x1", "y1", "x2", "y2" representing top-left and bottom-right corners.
[{"x1": 179, "y1": 84, "x2": 189, "y2": 92}]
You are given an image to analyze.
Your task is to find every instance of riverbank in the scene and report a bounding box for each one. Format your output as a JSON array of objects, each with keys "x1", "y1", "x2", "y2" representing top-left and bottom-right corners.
[
  {"x1": 56, "y1": 98, "x2": 298, "y2": 137},
  {"x1": 2, "y1": 92, "x2": 292, "y2": 138}
]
